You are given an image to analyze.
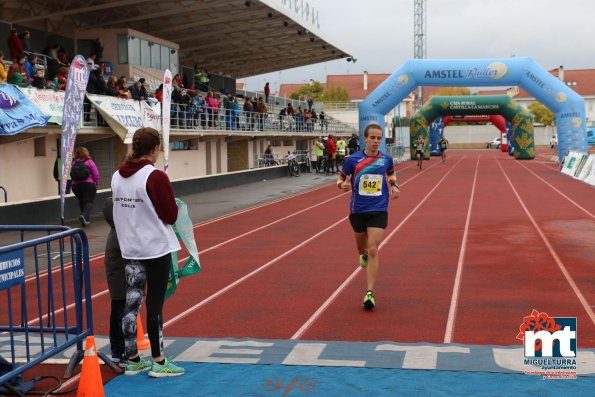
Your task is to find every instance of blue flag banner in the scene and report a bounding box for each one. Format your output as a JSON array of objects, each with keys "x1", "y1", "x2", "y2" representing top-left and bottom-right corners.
[
  {"x1": 0, "y1": 83, "x2": 49, "y2": 135},
  {"x1": 60, "y1": 55, "x2": 91, "y2": 221}
]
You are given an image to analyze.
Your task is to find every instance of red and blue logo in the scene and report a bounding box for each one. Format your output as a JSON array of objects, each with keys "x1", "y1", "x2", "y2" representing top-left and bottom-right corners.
[{"x1": 517, "y1": 309, "x2": 577, "y2": 358}]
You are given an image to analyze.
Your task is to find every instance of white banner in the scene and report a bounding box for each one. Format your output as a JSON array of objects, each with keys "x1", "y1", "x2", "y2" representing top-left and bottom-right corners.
[
  {"x1": 17, "y1": 87, "x2": 65, "y2": 125},
  {"x1": 561, "y1": 151, "x2": 580, "y2": 177},
  {"x1": 162, "y1": 70, "x2": 172, "y2": 173},
  {"x1": 86, "y1": 95, "x2": 161, "y2": 144},
  {"x1": 579, "y1": 154, "x2": 595, "y2": 186}
]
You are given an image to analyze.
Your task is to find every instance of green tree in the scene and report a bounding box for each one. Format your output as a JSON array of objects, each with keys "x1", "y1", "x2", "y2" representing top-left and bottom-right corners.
[
  {"x1": 289, "y1": 81, "x2": 325, "y2": 101},
  {"x1": 528, "y1": 102, "x2": 555, "y2": 126},
  {"x1": 321, "y1": 85, "x2": 350, "y2": 102}
]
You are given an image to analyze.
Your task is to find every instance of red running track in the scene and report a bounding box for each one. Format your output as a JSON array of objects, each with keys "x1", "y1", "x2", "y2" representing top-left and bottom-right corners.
[{"x1": 7, "y1": 150, "x2": 594, "y2": 349}]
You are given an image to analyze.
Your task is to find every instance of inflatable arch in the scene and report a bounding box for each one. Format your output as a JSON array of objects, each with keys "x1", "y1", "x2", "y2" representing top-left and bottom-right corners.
[
  {"x1": 410, "y1": 95, "x2": 533, "y2": 159},
  {"x1": 359, "y1": 58, "x2": 586, "y2": 161},
  {"x1": 442, "y1": 115, "x2": 508, "y2": 153}
]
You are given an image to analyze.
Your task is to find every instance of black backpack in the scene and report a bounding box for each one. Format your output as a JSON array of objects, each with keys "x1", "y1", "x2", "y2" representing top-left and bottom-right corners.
[{"x1": 71, "y1": 160, "x2": 90, "y2": 181}]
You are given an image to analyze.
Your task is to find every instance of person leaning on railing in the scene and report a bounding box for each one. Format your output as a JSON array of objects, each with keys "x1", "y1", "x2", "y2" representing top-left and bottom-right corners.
[
  {"x1": 0, "y1": 51, "x2": 7, "y2": 83},
  {"x1": 7, "y1": 53, "x2": 30, "y2": 87}
]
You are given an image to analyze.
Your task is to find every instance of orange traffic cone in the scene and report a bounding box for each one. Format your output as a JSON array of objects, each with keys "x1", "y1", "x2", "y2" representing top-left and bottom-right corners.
[
  {"x1": 137, "y1": 312, "x2": 151, "y2": 350},
  {"x1": 77, "y1": 336, "x2": 104, "y2": 397}
]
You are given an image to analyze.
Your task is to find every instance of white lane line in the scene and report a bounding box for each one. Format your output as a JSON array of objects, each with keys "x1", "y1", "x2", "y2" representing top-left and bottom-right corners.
[
  {"x1": 291, "y1": 157, "x2": 467, "y2": 340},
  {"x1": 496, "y1": 161, "x2": 595, "y2": 326},
  {"x1": 443, "y1": 157, "x2": 480, "y2": 343},
  {"x1": 515, "y1": 160, "x2": 594, "y2": 219}
]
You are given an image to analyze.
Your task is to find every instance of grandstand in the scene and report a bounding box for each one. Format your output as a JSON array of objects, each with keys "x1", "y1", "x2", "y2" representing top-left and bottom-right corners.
[{"x1": 0, "y1": 0, "x2": 355, "y2": 203}]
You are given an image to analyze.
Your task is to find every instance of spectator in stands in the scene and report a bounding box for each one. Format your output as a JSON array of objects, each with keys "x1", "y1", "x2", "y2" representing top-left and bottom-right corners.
[
  {"x1": 92, "y1": 38, "x2": 104, "y2": 62},
  {"x1": 199, "y1": 68, "x2": 209, "y2": 91},
  {"x1": 307, "y1": 97, "x2": 314, "y2": 111},
  {"x1": 205, "y1": 91, "x2": 219, "y2": 128},
  {"x1": 295, "y1": 107, "x2": 304, "y2": 132},
  {"x1": 48, "y1": 45, "x2": 60, "y2": 63},
  {"x1": 278, "y1": 107, "x2": 286, "y2": 130},
  {"x1": 320, "y1": 110, "x2": 327, "y2": 132},
  {"x1": 264, "y1": 82, "x2": 270, "y2": 104},
  {"x1": 139, "y1": 78, "x2": 149, "y2": 99},
  {"x1": 20, "y1": 31, "x2": 31, "y2": 53},
  {"x1": 0, "y1": 51, "x2": 7, "y2": 83},
  {"x1": 57, "y1": 46, "x2": 69, "y2": 65},
  {"x1": 87, "y1": 54, "x2": 98, "y2": 71},
  {"x1": 24, "y1": 53, "x2": 37, "y2": 81},
  {"x1": 192, "y1": 64, "x2": 201, "y2": 89},
  {"x1": 106, "y1": 76, "x2": 119, "y2": 97},
  {"x1": 8, "y1": 53, "x2": 30, "y2": 87},
  {"x1": 71, "y1": 146, "x2": 100, "y2": 227},
  {"x1": 243, "y1": 96, "x2": 254, "y2": 130},
  {"x1": 311, "y1": 109, "x2": 318, "y2": 131},
  {"x1": 172, "y1": 74, "x2": 184, "y2": 89},
  {"x1": 178, "y1": 89, "x2": 193, "y2": 128},
  {"x1": 129, "y1": 81, "x2": 145, "y2": 101},
  {"x1": 155, "y1": 84, "x2": 163, "y2": 102},
  {"x1": 257, "y1": 97, "x2": 267, "y2": 131},
  {"x1": 115, "y1": 78, "x2": 130, "y2": 99},
  {"x1": 7, "y1": 29, "x2": 23, "y2": 62},
  {"x1": 32, "y1": 68, "x2": 46, "y2": 89},
  {"x1": 55, "y1": 66, "x2": 68, "y2": 90},
  {"x1": 286, "y1": 103, "x2": 295, "y2": 131},
  {"x1": 304, "y1": 109, "x2": 313, "y2": 132}
]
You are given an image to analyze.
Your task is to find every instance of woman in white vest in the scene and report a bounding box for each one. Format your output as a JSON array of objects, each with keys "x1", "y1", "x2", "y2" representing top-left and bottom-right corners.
[{"x1": 111, "y1": 127, "x2": 184, "y2": 377}]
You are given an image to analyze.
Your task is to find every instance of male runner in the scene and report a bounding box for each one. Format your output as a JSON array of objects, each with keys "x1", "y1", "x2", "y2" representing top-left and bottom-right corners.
[
  {"x1": 415, "y1": 135, "x2": 424, "y2": 169},
  {"x1": 337, "y1": 122, "x2": 400, "y2": 310}
]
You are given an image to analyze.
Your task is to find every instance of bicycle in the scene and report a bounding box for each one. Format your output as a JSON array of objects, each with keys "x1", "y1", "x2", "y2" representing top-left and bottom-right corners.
[{"x1": 287, "y1": 153, "x2": 301, "y2": 177}]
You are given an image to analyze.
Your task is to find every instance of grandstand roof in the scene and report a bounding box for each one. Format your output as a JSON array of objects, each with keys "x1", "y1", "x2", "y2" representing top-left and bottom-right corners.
[{"x1": 6, "y1": 0, "x2": 352, "y2": 78}]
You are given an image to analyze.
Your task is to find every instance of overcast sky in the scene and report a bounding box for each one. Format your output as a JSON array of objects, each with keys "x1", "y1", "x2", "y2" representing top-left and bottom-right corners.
[{"x1": 240, "y1": 0, "x2": 595, "y2": 93}]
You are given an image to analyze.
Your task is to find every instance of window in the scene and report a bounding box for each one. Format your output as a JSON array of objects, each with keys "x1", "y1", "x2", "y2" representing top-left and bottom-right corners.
[
  {"x1": 117, "y1": 34, "x2": 128, "y2": 64},
  {"x1": 151, "y1": 43, "x2": 161, "y2": 69},
  {"x1": 129, "y1": 36, "x2": 141, "y2": 65},
  {"x1": 34, "y1": 137, "x2": 46, "y2": 157},
  {"x1": 161, "y1": 46, "x2": 169, "y2": 71},
  {"x1": 283, "y1": 139, "x2": 293, "y2": 146},
  {"x1": 171, "y1": 139, "x2": 199, "y2": 151},
  {"x1": 140, "y1": 39, "x2": 150, "y2": 68}
]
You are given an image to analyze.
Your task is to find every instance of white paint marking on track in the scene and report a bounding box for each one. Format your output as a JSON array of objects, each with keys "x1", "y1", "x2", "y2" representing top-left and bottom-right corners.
[
  {"x1": 291, "y1": 157, "x2": 467, "y2": 340},
  {"x1": 515, "y1": 160, "x2": 594, "y2": 219},
  {"x1": 496, "y1": 161, "x2": 595, "y2": 326},
  {"x1": 443, "y1": 157, "x2": 480, "y2": 343}
]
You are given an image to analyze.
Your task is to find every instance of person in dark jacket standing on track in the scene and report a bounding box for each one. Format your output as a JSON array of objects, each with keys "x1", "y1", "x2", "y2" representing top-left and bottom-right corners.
[
  {"x1": 111, "y1": 127, "x2": 184, "y2": 378},
  {"x1": 71, "y1": 147, "x2": 100, "y2": 227},
  {"x1": 102, "y1": 197, "x2": 127, "y2": 367}
]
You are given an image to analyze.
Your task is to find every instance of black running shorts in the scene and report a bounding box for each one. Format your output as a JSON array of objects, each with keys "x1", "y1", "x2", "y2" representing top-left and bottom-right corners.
[
  {"x1": 349, "y1": 211, "x2": 388, "y2": 233},
  {"x1": 416, "y1": 150, "x2": 423, "y2": 157}
]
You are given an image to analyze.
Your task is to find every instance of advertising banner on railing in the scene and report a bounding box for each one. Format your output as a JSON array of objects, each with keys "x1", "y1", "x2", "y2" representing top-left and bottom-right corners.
[
  {"x1": 17, "y1": 87, "x2": 65, "y2": 125},
  {"x1": 0, "y1": 83, "x2": 50, "y2": 135},
  {"x1": 87, "y1": 95, "x2": 161, "y2": 144},
  {"x1": 60, "y1": 55, "x2": 90, "y2": 222}
]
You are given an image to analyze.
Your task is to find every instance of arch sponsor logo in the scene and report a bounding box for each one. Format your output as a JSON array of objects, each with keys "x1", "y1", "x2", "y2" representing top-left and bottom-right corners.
[
  {"x1": 397, "y1": 74, "x2": 409, "y2": 86},
  {"x1": 517, "y1": 309, "x2": 577, "y2": 379},
  {"x1": 572, "y1": 118, "x2": 582, "y2": 128},
  {"x1": 467, "y1": 62, "x2": 508, "y2": 79},
  {"x1": 555, "y1": 92, "x2": 568, "y2": 103}
]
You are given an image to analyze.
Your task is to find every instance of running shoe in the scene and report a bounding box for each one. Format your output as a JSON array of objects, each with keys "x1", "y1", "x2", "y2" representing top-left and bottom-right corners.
[
  {"x1": 148, "y1": 358, "x2": 185, "y2": 378},
  {"x1": 359, "y1": 252, "x2": 368, "y2": 268},
  {"x1": 363, "y1": 290, "x2": 375, "y2": 310},
  {"x1": 124, "y1": 356, "x2": 152, "y2": 375},
  {"x1": 78, "y1": 215, "x2": 86, "y2": 227}
]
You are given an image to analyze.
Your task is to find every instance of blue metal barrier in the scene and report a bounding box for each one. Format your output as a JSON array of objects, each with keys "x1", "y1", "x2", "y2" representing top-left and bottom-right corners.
[{"x1": 0, "y1": 225, "x2": 118, "y2": 390}]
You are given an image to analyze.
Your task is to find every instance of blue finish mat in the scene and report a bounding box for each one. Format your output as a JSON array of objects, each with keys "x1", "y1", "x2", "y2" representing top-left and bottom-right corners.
[{"x1": 104, "y1": 362, "x2": 595, "y2": 397}]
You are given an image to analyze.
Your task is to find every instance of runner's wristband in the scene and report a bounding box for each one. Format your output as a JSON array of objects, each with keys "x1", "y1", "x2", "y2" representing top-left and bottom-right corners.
[
  {"x1": 390, "y1": 181, "x2": 399, "y2": 189},
  {"x1": 338, "y1": 182, "x2": 343, "y2": 190}
]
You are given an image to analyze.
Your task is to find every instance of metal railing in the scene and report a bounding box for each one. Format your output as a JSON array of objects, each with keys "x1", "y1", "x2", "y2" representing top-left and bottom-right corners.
[
  {"x1": 0, "y1": 226, "x2": 117, "y2": 389},
  {"x1": 0, "y1": 186, "x2": 6, "y2": 203}
]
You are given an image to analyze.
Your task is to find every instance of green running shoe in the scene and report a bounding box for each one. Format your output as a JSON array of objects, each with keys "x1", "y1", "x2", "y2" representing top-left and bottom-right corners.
[
  {"x1": 363, "y1": 290, "x2": 375, "y2": 310},
  {"x1": 124, "y1": 356, "x2": 152, "y2": 375},
  {"x1": 359, "y1": 252, "x2": 368, "y2": 268},
  {"x1": 148, "y1": 358, "x2": 185, "y2": 378}
]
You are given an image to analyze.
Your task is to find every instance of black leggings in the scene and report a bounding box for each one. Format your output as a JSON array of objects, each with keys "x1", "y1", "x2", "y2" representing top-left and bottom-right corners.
[
  {"x1": 122, "y1": 254, "x2": 171, "y2": 359},
  {"x1": 72, "y1": 182, "x2": 96, "y2": 220}
]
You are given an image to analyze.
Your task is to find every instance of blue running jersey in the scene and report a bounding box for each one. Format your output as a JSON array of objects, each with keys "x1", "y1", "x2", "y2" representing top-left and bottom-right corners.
[{"x1": 340, "y1": 151, "x2": 395, "y2": 214}]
